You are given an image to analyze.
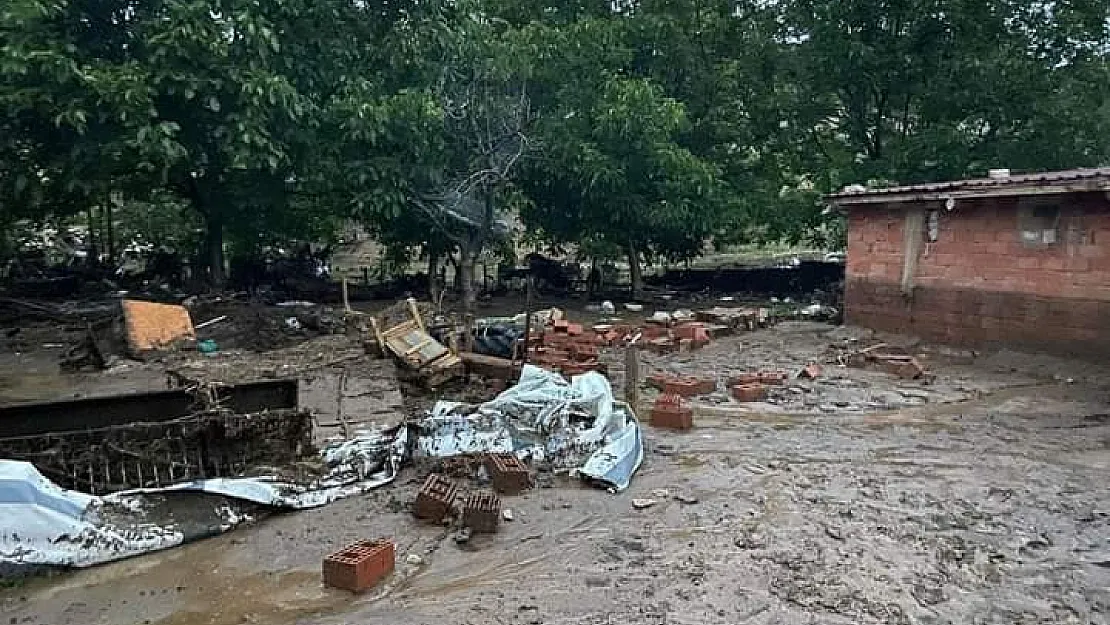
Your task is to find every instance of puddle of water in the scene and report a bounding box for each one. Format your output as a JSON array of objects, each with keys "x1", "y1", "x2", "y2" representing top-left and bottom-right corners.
[
  {"x1": 8, "y1": 532, "x2": 355, "y2": 625},
  {"x1": 151, "y1": 569, "x2": 341, "y2": 625}
]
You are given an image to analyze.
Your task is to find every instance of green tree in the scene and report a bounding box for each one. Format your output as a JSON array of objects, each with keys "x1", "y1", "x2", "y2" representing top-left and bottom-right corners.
[
  {"x1": 522, "y1": 70, "x2": 724, "y2": 296},
  {"x1": 0, "y1": 0, "x2": 371, "y2": 284}
]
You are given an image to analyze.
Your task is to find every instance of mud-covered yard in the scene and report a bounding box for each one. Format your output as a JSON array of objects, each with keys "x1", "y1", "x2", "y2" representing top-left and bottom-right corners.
[{"x1": 2, "y1": 320, "x2": 1108, "y2": 625}]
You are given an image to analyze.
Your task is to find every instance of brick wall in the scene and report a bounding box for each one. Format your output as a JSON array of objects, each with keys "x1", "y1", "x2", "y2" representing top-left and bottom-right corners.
[{"x1": 845, "y1": 191, "x2": 1110, "y2": 358}]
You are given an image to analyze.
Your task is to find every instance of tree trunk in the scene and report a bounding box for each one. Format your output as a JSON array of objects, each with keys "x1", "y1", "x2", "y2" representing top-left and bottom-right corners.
[
  {"x1": 459, "y1": 246, "x2": 476, "y2": 316},
  {"x1": 86, "y1": 208, "x2": 99, "y2": 268},
  {"x1": 627, "y1": 243, "x2": 644, "y2": 300},
  {"x1": 427, "y1": 249, "x2": 440, "y2": 296},
  {"x1": 206, "y1": 214, "x2": 225, "y2": 287},
  {"x1": 104, "y1": 201, "x2": 115, "y2": 265}
]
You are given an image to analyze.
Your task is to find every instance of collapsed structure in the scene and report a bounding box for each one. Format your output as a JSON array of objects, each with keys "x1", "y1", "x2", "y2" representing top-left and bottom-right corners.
[{"x1": 0, "y1": 380, "x2": 309, "y2": 494}]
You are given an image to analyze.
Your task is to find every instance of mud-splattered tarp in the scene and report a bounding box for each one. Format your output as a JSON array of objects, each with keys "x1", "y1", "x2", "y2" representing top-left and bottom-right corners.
[
  {"x1": 0, "y1": 427, "x2": 407, "y2": 571},
  {"x1": 416, "y1": 365, "x2": 643, "y2": 491}
]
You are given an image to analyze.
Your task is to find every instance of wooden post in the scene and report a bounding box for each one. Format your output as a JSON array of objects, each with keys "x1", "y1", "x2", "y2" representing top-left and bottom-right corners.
[
  {"x1": 407, "y1": 297, "x2": 425, "y2": 333},
  {"x1": 342, "y1": 278, "x2": 351, "y2": 312},
  {"x1": 519, "y1": 276, "x2": 534, "y2": 372},
  {"x1": 624, "y1": 344, "x2": 640, "y2": 410}
]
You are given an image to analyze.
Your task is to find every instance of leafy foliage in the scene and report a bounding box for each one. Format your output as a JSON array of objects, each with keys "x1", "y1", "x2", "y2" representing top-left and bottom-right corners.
[{"x1": 1, "y1": 0, "x2": 1108, "y2": 288}]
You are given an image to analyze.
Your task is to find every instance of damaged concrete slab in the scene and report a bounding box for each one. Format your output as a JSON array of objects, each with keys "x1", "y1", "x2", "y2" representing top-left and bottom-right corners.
[{"x1": 0, "y1": 380, "x2": 308, "y2": 493}]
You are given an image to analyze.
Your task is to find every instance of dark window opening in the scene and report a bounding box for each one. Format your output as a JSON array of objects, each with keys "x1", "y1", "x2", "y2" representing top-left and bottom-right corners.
[{"x1": 1018, "y1": 204, "x2": 1060, "y2": 246}]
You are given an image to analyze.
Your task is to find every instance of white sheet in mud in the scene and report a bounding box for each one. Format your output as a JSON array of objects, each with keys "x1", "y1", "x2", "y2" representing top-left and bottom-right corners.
[
  {"x1": 0, "y1": 427, "x2": 407, "y2": 571},
  {"x1": 416, "y1": 365, "x2": 643, "y2": 491}
]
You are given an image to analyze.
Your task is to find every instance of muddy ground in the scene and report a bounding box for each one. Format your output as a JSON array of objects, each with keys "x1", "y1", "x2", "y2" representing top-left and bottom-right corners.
[{"x1": 1, "y1": 305, "x2": 1109, "y2": 625}]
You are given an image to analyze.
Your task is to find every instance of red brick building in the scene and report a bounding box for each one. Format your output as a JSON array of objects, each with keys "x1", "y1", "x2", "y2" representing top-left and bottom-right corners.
[{"x1": 829, "y1": 168, "x2": 1110, "y2": 358}]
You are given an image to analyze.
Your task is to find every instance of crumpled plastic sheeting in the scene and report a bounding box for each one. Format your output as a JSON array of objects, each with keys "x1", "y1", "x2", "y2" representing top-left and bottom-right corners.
[
  {"x1": 416, "y1": 365, "x2": 643, "y2": 491},
  {"x1": 128, "y1": 425, "x2": 408, "y2": 508},
  {"x1": 0, "y1": 461, "x2": 186, "y2": 571},
  {"x1": 0, "y1": 427, "x2": 407, "y2": 571}
]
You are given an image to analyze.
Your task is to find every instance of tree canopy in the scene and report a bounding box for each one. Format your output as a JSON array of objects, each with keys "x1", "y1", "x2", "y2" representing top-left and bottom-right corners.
[{"x1": 2, "y1": 0, "x2": 1108, "y2": 295}]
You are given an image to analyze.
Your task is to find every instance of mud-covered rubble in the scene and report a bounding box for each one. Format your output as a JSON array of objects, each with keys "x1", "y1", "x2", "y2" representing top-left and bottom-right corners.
[{"x1": 619, "y1": 321, "x2": 1039, "y2": 417}]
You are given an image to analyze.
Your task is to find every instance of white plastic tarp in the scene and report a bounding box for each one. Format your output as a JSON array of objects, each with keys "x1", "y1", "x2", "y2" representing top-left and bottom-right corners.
[
  {"x1": 416, "y1": 365, "x2": 643, "y2": 491},
  {"x1": 0, "y1": 426, "x2": 406, "y2": 571}
]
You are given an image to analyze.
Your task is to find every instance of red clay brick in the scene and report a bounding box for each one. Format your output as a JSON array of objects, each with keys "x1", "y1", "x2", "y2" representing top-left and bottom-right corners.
[
  {"x1": 649, "y1": 376, "x2": 716, "y2": 397},
  {"x1": 323, "y1": 539, "x2": 395, "y2": 592},
  {"x1": 674, "y1": 323, "x2": 711, "y2": 346},
  {"x1": 729, "y1": 373, "x2": 761, "y2": 386},
  {"x1": 651, "y1": 394, "x2": 693, "y2": 429},
  {"x1": 646, "y1": 337, "x2": 678, "y2": 354},
  {"x1": 462, "y1": 491, "x2": 501, "y2": 533},
  {"x1": 485, "y1": 454, "x2": 531, "y2": 495},
  {"x1": 570, "y1": 343, "x2": 600, "y2": 361},
  {"x1": 566, "y1": 323, "x2": 585, "y2": 336},
  {"x1": 414, "y1": 474, "x2": 459, "y2": 523},
  {"x1": 731, "y1": 383, "x2": 766, "y2": 402},
  {"x1": 757, "y1": 371, "x2": 787, "y2": 385}
]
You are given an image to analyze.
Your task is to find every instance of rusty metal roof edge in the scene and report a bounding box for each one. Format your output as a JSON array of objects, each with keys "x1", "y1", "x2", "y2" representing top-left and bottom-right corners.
[{"x1": 826, "y1": 167, "x2": 1110, "y2": 205}]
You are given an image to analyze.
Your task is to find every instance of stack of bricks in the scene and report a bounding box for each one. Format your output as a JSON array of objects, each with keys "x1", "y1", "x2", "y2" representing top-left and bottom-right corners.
[
  {"x1": 641, "y1": 322, "x2": 714, "y2": 354},
  {"x1": 727, "y1": 369, "x2": 786, "y2": 402},
  {"x1": 673, "y1": 322, "x2": 711, "y2": 349},
  {"x1": 462, "y1": 491, "x2": 501, "y2": 533},
  {"x1": 413, "y1": 473, "x2": 459, "y2": 523},
  {"x1": 646, "y1": 373, "x2": 716, "y2": 397},
  {"x1": 485, "y1": 454, "x2": 531, "y2": 495},
  {"x1": 527, "y1": 322, "x2": 607, "y2": 377},
  {"x1": 650, "y1": 393, "x2": 693, "y2": 429},
  {"x1": 322, "y1": 539, "x2": 395, "y2": 592}
]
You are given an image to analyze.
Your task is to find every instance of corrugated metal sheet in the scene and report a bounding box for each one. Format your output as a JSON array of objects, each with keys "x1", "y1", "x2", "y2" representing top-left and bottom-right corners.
[{"x1": 829, "y1": 167, "x2": 1110, "y2": 204}]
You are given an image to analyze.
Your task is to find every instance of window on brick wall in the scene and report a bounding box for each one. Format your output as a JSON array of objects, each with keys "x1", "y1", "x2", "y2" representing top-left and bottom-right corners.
[{"x1": 1018, "y1": 203, "x2": 1060, "y2": 246}]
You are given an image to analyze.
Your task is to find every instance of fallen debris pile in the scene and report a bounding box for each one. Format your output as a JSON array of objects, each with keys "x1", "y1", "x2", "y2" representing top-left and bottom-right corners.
[
  {"x1": 0, "y1": 425, "x2": 407, "y2": 571},
  {"x1": 415, "y1": 365, "x2": 643, "y2": 492},
  {"x1": 371, "y1": 298, "x2": 463, "y2": 387},
  {"x1": 845, "y1": 343, "x2": 929, "y2": 380}
]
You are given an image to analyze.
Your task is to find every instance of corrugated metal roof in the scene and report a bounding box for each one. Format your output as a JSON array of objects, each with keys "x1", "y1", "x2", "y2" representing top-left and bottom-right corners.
[{"x1": 828, "y1": 167, "x2": 1110, "y2": 205}]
